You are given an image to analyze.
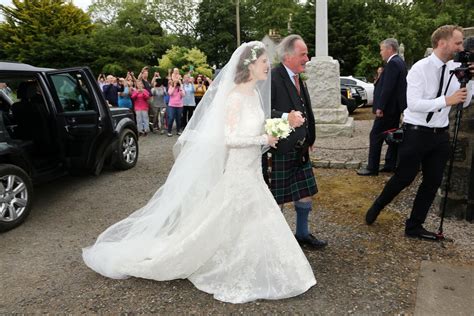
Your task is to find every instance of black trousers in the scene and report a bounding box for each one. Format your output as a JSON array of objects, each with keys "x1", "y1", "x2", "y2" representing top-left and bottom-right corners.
[
  {"x1": 181, "y1": 105, "x2": 195, "y2": 128},
  {"x1": 367, "y1": 115, "x2": 400, "y2": 171},
  {"x1": 375, "y1": 128, "x2": 450, "y2": 231}
]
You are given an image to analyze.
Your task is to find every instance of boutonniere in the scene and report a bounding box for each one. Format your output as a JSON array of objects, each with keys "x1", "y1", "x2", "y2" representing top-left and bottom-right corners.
[{"x1": 299, "y1": 72, "x2": 308, "y2": 81}]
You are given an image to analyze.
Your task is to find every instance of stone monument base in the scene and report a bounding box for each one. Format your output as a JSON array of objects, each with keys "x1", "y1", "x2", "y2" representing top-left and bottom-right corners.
[
  {"x1": 316, "y1": 117, "x2": 354, "y2": 137},
  {"x1": 306, "y1": 56, "x2": 354, "y2": 138}
]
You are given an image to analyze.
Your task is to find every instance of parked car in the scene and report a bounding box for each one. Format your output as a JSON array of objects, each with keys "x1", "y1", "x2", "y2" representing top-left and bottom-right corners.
[
  {"x1": 0, "y1": 62, "x2": 139, "y2": 232},
  {"x1": 340, "y1": 84, "x2": 358, "y2": 114},
  {"x1": 341, "y1": 76, "x2": 374, "y2": 106}
]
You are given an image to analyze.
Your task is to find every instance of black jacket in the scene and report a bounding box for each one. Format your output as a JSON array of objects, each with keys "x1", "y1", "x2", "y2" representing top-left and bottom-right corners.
[
  {"x1": 270, "y1": 63, "x2": 316, "y2": 154},
  {"x1": 373, "y1": 54, "x2": 408, "y2": 116}
]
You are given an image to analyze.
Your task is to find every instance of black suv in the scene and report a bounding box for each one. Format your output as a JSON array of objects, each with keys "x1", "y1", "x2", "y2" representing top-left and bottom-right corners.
[
  {"x1": 0, "y1": 62, "x2": 139, "y2": 232},
  {"x1": 340, "y1": 84, "x2": 362, "y2": 114}
]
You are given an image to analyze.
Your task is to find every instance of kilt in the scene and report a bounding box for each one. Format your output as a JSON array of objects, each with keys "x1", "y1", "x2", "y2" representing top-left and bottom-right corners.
[{"x1": 264, "y1": 151, "x2": 318, "y2": 205}]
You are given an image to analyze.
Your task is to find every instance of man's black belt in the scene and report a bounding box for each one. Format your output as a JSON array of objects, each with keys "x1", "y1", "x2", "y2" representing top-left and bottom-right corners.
[{"x1": 403, "y1": 123, "x2": 448, "y2": 134}]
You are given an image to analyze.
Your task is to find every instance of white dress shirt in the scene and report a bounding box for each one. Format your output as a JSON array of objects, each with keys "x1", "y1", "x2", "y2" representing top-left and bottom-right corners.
[
  {"x1": 386, "y1": 54, "x2": 397, "y2": 63},
  {"x1": 403, "y1": 52, "x2": 472, "y2": 128},
  {"x1": 284, "y1": 65, "x2": 298, "y2": 86},
  {"x1": 280, "y1": 65, "x2": 298, "y2": 120}
]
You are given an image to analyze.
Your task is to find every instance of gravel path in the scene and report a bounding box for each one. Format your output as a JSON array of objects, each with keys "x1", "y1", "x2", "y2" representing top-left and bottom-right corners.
[
  {"x1": 0, "y1": 113, "x2": 472, "y2": 314},
  {"x1": 315, "y1": 108, "x2": 381, "y2": 164}
]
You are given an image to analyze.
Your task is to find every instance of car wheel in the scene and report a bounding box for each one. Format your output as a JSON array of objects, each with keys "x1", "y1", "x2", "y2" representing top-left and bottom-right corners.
[
  {"x1": 113, "y1": 128, "x2": 138, "y2": 170},
  {"x1": 0, "y1": 164, "x2": 33, "y2": 232}
]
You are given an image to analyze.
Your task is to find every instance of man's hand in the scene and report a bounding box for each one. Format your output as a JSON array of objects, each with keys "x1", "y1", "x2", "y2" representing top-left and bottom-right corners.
[
  {"x1": 375, "y1": 109, "x2": 384, "y2": 118},
  {"x1": 446, "y1": 88, "x2": 468, "y2": 106},
  {"x1": 288, "y1": 110, "x2": 305, "y2": 128}
]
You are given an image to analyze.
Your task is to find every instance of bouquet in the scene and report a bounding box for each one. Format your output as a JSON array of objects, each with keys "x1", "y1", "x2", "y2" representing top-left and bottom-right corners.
[{"x1": 265, "y1": 118, "x2": 293, "y2": 139}]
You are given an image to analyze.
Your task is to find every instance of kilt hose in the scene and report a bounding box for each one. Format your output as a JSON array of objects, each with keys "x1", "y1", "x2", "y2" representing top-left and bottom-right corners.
[{"x1": 263, "y1": 151, "x2": 318, "y2": 205}]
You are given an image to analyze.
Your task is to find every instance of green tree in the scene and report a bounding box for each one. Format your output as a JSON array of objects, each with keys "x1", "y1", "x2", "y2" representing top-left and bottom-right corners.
[
  {"x1": 195, "y1": 0, "x2": 260, "y2": 68},
  {"x1": 247, "y1": 0, "x2": 300, "y2": 39},
  {"x1": 292, "y1": 0, "x2": 315, "y2": 56},
  {"x1": 0, "y1": 0, "x2": 93, "y2": 65},
  {"x1": 158, "y1": 46, "x2": 213, "y2": 78},
  {"x1": 87, "y1": 0, "x2": 122, "y2": 25},
  {"x1": 195, "y1": 0, "x2": 238, "y2": 68},
  {"x1": 155, "y1": 0, "x2": 199, "y2": 35},
  {"x1": 89, "y1": 1, "x2": 167, "y2": 75},
  {"x1": 88, "y1": 0, "x2": 198, "y2": 35}
]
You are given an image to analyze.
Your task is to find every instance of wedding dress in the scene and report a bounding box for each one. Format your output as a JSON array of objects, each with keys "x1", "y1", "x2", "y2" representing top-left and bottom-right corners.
[{"x1": 83, "y1": 42, "x2": 316, "y2": 304}]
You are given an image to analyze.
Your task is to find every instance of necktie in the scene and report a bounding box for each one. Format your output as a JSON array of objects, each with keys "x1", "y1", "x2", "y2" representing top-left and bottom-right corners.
[
  {"x1": 293, "y1": 74, "x2": 301, "y2": 96},
  {"x1": 426, "y1": 64, "x2": 446, "y2": 123}
]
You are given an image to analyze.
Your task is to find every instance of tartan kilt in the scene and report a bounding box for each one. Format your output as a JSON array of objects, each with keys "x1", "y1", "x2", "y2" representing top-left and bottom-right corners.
[{"x1": 265, "y1": 151, "x2": 318, "y2": 205}]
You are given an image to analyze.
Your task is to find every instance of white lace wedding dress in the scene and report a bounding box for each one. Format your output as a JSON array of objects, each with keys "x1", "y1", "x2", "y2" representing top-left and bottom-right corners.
[{"x1": 83, "y1": 91, "x2": 316, "y2": 304}]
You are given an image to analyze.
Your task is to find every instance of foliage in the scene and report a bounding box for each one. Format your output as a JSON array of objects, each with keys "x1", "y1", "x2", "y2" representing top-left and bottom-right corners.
[
  {"x1": 247, "y1": 0, "x2": 300, "y2": 39},
  {"x1": 292, "y1": 0, "x2": 315, "y2": 56},
  {"x1": 87, "y1": 0, "x2": 122, "y2": 25},
  {"x1": 88, "y1": 0, "x2": 198, "y2": 35},
  {"x1": 155, "y1": 0, "x2": 199, "y2": 35},
  {"x1": 83, "y1": 2, "x2": 169, "y2": 75},
  {"x1": 0, "y1": 0, "x2": 93, "y2": 65},
  {"x1": 195, "y1": 0, "x2": 240, "y2": 68},
  {"x1": 157, "y1": 46, "x2": 213, "y2": 78},
  {"x1": 1, "y1": 0, "x2": 472, "y2": 81}
]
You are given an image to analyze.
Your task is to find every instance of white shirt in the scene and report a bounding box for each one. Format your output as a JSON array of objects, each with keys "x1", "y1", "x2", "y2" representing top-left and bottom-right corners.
[
  {"x1": 386, "y1": 54, "x2": 397, "y2": 63},
  {"x1": 284, "y1": 65, "x2": 298, "y2": 86},
  {"x1": 404, "y1": 52, "x2": 472, "y2": 128},
  {"x1": 281, "y1": 65, "x2": 299, "y2": 120}
]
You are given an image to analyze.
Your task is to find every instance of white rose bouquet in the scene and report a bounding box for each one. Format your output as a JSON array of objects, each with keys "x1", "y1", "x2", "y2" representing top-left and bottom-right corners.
[{"x1": 265, "y1": 118, "x2": 293, "y2": 139}]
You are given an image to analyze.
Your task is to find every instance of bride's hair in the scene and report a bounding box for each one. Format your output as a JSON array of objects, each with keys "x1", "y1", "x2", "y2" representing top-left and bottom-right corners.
[{"x1": 234, "y1": 44, "x2": 266, "y2": 84}]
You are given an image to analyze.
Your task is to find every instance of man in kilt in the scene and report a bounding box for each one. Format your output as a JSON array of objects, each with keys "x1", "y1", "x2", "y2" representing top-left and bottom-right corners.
[{"x1": 263, "y1": 34, "x2": 327, "y2": 250}]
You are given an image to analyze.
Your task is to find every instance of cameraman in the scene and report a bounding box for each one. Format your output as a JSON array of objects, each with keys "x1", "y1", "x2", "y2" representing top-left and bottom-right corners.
[{"x1": 365, "y1": 25, "x2": 473, "y2": 240}]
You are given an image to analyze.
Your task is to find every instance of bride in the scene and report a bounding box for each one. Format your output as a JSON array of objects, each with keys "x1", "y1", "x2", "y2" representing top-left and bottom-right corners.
[{"x1": 82, "y1": 41, "x2": 316, "y2": 304}]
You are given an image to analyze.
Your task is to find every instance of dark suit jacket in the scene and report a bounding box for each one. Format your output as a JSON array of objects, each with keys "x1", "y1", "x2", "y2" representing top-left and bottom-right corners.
[
  {"x1": 373, "y1": 55, "x2": 407, "y2": 116},
  {"x1": 270, "y1": 63, "x2": 316, "y2": 154}
]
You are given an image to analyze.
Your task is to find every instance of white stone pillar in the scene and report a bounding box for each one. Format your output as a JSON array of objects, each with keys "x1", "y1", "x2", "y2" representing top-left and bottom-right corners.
[
  {"x1": 315, "y1": 0, "x2": 328, "y2": 57},
  {"x1": 307, "y1": 0, "x2": 354, "y2": 137}
]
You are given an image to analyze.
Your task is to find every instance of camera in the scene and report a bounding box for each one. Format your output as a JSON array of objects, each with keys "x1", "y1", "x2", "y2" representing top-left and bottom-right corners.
[
  {"x1": 453, "y1": 50, "x2": 474, "y2": 63},
  {"x1": 385, "y1": 128, "x2": 403, "y2": 144},
  {"x1": 451, "y1": 50, "x2": 473, "y2": 85}
]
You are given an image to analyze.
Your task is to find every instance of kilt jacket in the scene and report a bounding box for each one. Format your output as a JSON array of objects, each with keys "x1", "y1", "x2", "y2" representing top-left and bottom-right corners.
[{"x1": 270, "y1": 63, "x2": 316, "y2": 155}]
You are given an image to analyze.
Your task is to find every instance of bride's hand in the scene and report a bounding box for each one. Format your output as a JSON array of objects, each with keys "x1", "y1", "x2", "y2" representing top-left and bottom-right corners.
[{"x1": 267, "y1": 135, "x2": 278, "y2": 148}]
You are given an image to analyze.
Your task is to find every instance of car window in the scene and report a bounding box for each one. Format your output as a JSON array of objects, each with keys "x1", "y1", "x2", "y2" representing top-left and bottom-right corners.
[
  {"x1": 340, "y1": 78, "x2": 354, "y2": 85},
  {"x1": 49, "y1": 72, "x2": 96, "y2": 112},
  {"x1": 0, "y1": 77, "x2": 32, "y2": 104}
]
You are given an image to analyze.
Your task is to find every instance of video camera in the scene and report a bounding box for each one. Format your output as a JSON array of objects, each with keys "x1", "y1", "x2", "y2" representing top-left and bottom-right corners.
[{"x1": 451, "y1": 50, "x2": 473, "y2": 85}]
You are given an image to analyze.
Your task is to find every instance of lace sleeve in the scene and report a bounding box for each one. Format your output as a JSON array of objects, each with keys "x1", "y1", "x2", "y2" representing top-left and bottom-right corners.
[{"x1": 225, "y1": 94, "x2": 268, "y2": 148}]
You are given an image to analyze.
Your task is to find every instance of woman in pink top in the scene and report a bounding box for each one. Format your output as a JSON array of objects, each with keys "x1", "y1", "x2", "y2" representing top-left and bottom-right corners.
[
  {"x1": 131, "y1": 81, "x2": 150, "y2": 136},
  {"x1": 167, "y1": 77, "x2": 185, "y2": 137}
]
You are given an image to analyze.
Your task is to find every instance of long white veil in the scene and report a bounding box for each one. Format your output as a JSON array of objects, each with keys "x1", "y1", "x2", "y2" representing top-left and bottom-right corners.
[{"x1": 83, "y1": 41, "x2": 271, "y2": 279}]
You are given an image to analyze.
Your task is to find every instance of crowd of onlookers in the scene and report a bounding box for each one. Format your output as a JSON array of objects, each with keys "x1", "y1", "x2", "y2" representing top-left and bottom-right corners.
[{"x1": 98, "y1": 66, "x2": 212, "y2": 137}]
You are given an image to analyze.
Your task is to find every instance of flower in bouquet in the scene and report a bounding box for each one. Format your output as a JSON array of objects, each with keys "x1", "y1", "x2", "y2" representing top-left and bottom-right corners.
[{"x1": 265, "y1": 118, "x2": 293, "y2": 139}]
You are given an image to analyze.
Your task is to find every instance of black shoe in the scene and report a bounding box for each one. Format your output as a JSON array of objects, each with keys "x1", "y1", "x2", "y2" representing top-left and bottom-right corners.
[
  {"x1": 357, "y1": 168, "x2": 378, "y2": 176},
  {"x1": 379, "y1": 166, "x2": 395, "y2": 173},
  {"x1": 365, "y1": 201, "x2": 383, "y2": 225},
  {"x1": 295, "y1": 234, "x2": 328, "y2": 250},
  {"x1": 405, "y1": 227, "x2": 439, "y2": 241}
]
